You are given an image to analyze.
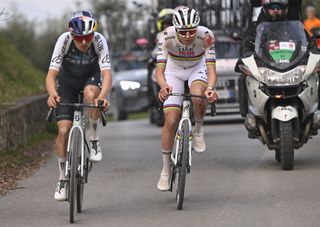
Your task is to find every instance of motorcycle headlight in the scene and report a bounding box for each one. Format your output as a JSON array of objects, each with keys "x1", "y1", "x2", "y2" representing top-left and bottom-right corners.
[
  {"x1": 259, "y1": 66, "x2": 306, "y2": 86},
  {"x1": 119, "y1": 81, "x2": 141, "y2": 91}
]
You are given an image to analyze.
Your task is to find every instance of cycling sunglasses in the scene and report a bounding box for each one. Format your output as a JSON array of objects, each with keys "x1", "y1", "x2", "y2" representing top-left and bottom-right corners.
[
  {"x1": 72, "y1": 33, "x2": 94, "y2": 43},
  {"x1": 177, "y1": 29, "x2": 197, "y2": 38},
  {"x1": 266, "y1": 3, "x2": 286, "y2": 10}
]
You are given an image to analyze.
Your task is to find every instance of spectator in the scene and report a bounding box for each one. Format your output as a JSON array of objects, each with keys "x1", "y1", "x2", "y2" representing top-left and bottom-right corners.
[{"x1": 304, "y1": 5, "x2": 320, "y2": 42}]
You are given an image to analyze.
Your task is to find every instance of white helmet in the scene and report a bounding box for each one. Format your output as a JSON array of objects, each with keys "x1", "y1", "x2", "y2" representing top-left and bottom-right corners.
[{"x1": 172, "y1": 7, "x2": 200, "y2": 29}]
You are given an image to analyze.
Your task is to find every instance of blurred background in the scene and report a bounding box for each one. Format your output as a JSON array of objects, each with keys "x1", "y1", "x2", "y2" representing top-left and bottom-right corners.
[{"x1": 0, "y1": 0, "x2": 319, "y2": 122}]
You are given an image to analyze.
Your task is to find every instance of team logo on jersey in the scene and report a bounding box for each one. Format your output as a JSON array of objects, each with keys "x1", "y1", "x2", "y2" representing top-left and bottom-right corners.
[
  {"x1": 102, "y1": 54, "x2": 110, "y2": 63},
  {"x1": 51, "y1": 55, "x2": 63, "y2": 64}
]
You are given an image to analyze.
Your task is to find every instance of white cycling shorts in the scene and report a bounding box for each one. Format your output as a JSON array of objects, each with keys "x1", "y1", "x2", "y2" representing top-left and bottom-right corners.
[{"x1": 163, "y1": 58, "x2": 208, "y2": 109}]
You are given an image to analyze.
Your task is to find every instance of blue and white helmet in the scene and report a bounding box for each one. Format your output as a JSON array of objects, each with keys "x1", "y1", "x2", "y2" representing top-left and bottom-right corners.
[
  {"x1": 172, "y1": 7, "x2": 200, "y2": 29},
  {"x1": 68, "y1": 11, "x2": 97, "y2": 36}
]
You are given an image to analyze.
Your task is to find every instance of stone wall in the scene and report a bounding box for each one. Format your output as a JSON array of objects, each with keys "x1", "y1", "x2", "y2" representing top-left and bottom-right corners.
[{"x1": 0, "y1": 94, "x2": 48, "y2": 152}]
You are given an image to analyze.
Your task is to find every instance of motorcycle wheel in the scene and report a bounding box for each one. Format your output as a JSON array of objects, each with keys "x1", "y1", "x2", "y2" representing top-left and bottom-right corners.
[{"x1": 279, "y1": 121, "x2": 294, "y2": 170}]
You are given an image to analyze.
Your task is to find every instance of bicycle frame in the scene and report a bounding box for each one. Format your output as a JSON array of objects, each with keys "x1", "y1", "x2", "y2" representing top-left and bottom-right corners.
[{"x1": 171, "y1": 99, "x2": 193, "y2": 167}]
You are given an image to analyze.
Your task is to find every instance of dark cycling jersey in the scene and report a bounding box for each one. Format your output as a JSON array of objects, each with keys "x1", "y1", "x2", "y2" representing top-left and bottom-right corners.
[
  {"x1": 49, "y1": 31, "x2": 111, "y2": 121},
  {"x1": 49, "y1": 31, "x2": 111, "y2": 77}
]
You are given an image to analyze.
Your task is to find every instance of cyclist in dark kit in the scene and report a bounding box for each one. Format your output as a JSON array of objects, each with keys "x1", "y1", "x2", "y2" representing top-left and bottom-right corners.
[{"x1": 45, "y1": 11, "x2": 112, "y2": 201}]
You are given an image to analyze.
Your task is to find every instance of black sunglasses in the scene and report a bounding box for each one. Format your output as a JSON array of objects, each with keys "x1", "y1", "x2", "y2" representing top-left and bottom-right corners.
[{"x1": 266, "y1": 3, "x2": 286, "y2": 10}]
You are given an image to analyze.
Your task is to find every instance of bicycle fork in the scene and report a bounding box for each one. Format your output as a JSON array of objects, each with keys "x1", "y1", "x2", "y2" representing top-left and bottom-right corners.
[{"x1": 65, "y1": 110, "x2": 85, "y2": 179}]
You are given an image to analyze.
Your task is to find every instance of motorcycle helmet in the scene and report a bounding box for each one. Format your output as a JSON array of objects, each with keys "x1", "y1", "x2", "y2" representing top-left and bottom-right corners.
[
  {"x1": 157, "y1": 8, "x2": 175, "y2": 32},
  {"x1": 68, "y1": 11, "x2": 97, "y2": 36},
  {"x1": 262, "y1": 0, "x2": 288, "y2": 21},
  {"x1": 172, "y1": 7, "x2": 200, "y2": 29}
]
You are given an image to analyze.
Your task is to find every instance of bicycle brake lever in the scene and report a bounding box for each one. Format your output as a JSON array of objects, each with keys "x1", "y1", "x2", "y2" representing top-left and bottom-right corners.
[
  {"x1": 100, "y1": 109, "x2": 107, "y2": 126},
  {"x1": 210, "y1": 103, "x2": 216, "y2": 116},
  {"x1": 97, "y1": 100, "x2": 104, "y2": 109}
]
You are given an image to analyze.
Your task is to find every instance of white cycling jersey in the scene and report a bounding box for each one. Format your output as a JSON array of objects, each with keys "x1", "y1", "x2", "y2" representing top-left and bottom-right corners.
[
  {"x1": 49, "y1": 31, "x2": 111, "y2": 77},
  {"x1": 156, "y1": 26, "x2": 216, "y2": 109},
  {"x1": 156, "y1": 25, "x2": 216, "y2": 68}
]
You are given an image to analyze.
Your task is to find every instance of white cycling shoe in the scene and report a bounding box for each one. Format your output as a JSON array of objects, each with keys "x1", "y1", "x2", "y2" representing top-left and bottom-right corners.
[
  {"x1": 192, "y1": 127, "x2": 206, "y2": 153},
  {"x1": 54, "y1": 180, "x2": 67, "y2": 202},
  {"x1": 89, "y1": 140, "x2": 102, "y2": 162},
  {"x1": 157, "y1": 170, "x2": 171, "y2": 191}
]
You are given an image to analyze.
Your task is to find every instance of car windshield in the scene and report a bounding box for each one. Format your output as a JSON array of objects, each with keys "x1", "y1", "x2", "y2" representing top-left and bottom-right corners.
[
  {"x1": 255, "y1": 21, "x2": 307, "y2": 70},
  {"x1": 215, "y1": 40, "x2": 240, "y2": 59}
]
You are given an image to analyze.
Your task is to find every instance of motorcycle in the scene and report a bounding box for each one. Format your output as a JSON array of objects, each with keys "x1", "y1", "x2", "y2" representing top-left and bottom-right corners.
[{"x1": 238, "y1": 20, "x2": 320, "y2": 170}]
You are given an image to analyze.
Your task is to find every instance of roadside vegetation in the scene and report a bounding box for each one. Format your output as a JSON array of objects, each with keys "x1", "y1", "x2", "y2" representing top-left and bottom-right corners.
[{"x1": 0, "y1": 34, "x2": 45, "y2": 105}]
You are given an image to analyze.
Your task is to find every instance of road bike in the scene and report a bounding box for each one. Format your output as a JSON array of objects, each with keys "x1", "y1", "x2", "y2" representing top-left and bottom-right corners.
[
  {"x1": 168, "y1": 93, "x2": 216, "y2": 210},
  {"x1": 47, "y1": 96, "x2": 107, "y2": 223}
]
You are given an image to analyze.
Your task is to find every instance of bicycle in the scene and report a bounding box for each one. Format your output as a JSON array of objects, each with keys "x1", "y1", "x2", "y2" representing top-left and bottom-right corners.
[
  {"x1": 46, "y1": 95, "x2": 107, "y2": 223},
  {"x1": 168, "y1": 93, "x2": 216, "y2": 210}
]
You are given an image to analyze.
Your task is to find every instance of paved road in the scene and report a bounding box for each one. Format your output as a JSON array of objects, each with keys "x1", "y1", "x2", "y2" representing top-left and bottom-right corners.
[{"x1": 1, "y1": 119, "x2": 320, "y2": 226}]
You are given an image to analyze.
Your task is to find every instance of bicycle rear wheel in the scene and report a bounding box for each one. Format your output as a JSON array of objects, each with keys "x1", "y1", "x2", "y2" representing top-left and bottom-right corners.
[
  {"x1": 176, "y1": 120, "x2": 189, "y2": 210},
  {"x1": 69, "y1": 128, "x2": 81, "y2": 223}
]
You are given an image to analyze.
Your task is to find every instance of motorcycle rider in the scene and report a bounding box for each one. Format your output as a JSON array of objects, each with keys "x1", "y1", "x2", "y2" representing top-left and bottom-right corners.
[
  {"x1": 250, "y1": 0, "x2": 302, "y2": 21},
  {"x1": 241, "y1": 0, "x2": 290, "y2": 58}
]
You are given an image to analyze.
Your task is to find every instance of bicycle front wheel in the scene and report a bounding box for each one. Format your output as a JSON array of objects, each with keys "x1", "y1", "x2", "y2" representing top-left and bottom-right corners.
[
  {"x1": 176, "y1": 120, "x2": 189, "y2": 210},
  {"x1": 69, "y1": 128, "x2": 81, "y2": 223},
  {"x1": 77, "y1": 181, "x2": 84, "y2": 213}
]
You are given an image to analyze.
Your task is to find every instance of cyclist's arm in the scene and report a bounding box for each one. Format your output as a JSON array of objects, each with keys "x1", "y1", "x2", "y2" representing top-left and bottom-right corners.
[
  {"x1": 45, "y1": 68, "x2": 60, "y2": 107},
  {"x1": 93, "y1": 32, "x2": 112, "y2": 107},
  {"x1": 49, "y1": 32, "x2": 71, "y2": 71},
  {"x1": 155, "y1": 31, "x2": 169, "y2": 89},
  {"x1": 203, "y1": 30, "x2": 217, "y2": 89},
  {"x1": 155, "y1": 65, "x2": 167, "y2": 88},
  {"x1": 206, "y1": 64, "x2": 217, "y2": 89},
  {"x1": 98, "y1": 69, "x2": 112, "y2": 99},
  {"x1": 94, "y1": 32, "x2": 111, "y2": 72}
]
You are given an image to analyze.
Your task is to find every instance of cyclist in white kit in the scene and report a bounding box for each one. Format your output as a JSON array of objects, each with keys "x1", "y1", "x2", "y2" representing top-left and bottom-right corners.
[{"x1": 155, "y1": 7, "x2": 218, "y2": 191}]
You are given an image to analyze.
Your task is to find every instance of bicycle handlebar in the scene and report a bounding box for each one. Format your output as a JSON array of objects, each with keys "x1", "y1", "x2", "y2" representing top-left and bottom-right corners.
[
  {"x1": 169, "y1": 93, "x2": 216, "y2": 116},
  {"x1": 46, "y1": 101, "x2": 108, "y2": 126},
  {"x1": 170, "y1": 93, "x2": 207, "y2": 99}
]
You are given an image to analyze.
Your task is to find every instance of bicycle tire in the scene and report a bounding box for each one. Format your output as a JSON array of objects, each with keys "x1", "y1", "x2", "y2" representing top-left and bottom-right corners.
[
  {"x1": 69, "y1": 128, "x2": 81, "y2": 223},
  {"x1": 176, "y1": 120, "x2": 189, "y2": 210},
  {"x1": 77, "y1": 180, "x2": 84, "y2": 213},
  {"x1": 77, "y1": 152, "x2": 88, "y2": 212}
]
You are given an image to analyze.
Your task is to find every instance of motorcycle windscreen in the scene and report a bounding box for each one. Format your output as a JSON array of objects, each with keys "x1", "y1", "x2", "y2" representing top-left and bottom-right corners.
[{"x1": 255, "y1": 21, "x2": 307, "y2": 70}]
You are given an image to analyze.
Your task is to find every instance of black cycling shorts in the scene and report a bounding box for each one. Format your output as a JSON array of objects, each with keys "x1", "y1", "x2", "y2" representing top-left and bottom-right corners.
[{"x1": 55, "y1": 69, "x2": 102, "y2": 121}]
